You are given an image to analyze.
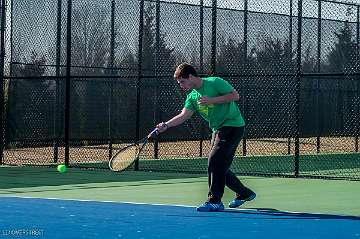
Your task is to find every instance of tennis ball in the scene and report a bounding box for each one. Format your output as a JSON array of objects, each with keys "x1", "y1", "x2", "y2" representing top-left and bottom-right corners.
[{"x1": 57, "y1": 164, "x2": 67, "y2": 173}]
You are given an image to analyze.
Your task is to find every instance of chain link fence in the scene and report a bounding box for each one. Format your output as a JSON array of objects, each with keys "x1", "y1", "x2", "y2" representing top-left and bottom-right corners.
[{"x1": 0, "y1": 0, "x2": 359, "y2": 180}]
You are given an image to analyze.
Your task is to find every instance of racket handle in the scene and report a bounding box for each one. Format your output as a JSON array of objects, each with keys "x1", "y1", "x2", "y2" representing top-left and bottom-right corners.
[{"x1": 147, "y1": 128, "x2": 159, "y2": 139}]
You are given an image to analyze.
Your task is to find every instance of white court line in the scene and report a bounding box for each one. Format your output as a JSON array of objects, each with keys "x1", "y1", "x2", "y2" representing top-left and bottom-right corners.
[
  {"x1": 0, "y1": 195, "x2": 328, "y2": 217},
  {"x1": 0, "y1": 195, "x2": 197, "y2": 209},
  {"x1": 2, "y1": 195, "x2": 356, "y2": 219}
]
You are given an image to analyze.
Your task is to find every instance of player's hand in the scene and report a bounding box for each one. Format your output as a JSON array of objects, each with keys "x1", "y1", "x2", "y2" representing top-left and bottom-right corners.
[
  {"x1": 198, "y1": 96, "x2": 213, "y2": 105},
  {"x1": 156, "y1": 122, "x2": 169, "y2": 133}
]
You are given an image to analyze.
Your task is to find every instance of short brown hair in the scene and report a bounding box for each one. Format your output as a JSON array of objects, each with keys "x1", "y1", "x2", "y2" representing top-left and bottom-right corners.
[{"x1": 174, "y1": 63, "x2": 198, "y2": 79}]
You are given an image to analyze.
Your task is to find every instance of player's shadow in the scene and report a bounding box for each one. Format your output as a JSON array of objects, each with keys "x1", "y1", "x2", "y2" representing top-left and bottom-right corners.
[{"x1": 222, "y1": 207, "x2": 360, "y2": 221}]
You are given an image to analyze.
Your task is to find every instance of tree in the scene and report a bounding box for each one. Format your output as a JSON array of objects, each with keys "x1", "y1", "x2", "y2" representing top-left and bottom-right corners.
[
  {"x1": 12, "y1": 51, "x2": 47, "y2": 77},
  {"x1": 249, "y1": 37, "x2": 296, "y2": 137},
  {"x1": 216, "y1": 36, "x2": 246, "y2": 74},
  {"x1": 256, "y1": 37, "x2": 295, "y2": 74},
  {"x1": 118, "y1": 4, "x2": 176, "y2": 76},
  {"x1": 324, "y1": 21, "x2": 357, "y2": 134},
  {"x1": 70, "y1": 5, "x2": 114, "y2": 139},
  {"x1": 7, "y1": 51, "x2": 53, "y2": 143},
  {"x1": 71, "y1": 6, "x2": 112, "y2": 76},
  {"x1": 325, "y1": 21, "x2": 357, "y2": 73},
  {"x1": 120, "y1": 4, "x2": 178, "y2": 135},
  {"x1": 302, "y1": 44, "x2": 317, "y2": 73},
  {"x1": 140, "y1": 4, "x2": 176, "y2": 76},
  {"x1": 300, "y1": 44, "x2": 319, "y2": 136}
]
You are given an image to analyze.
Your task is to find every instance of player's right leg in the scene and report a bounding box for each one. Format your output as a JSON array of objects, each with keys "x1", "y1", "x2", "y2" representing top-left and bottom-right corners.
[{"x1": 226, "y1": 170, "x2": 256, "y2": 208}]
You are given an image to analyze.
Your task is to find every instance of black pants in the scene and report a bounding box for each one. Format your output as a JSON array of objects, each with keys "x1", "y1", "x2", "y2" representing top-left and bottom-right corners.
[{"x1": 207, "y1": 126, "x2": 250, "y2": 202}]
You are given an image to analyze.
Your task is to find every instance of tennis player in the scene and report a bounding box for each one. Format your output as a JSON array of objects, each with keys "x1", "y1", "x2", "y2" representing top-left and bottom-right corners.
[{"x1": 155, "y1": 63, "x2": 256, "y2": 212}]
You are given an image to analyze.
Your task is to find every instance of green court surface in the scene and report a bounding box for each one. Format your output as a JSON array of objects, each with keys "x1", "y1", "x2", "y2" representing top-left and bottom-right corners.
[
  {"x1": 77, "y1": 152, "x2": 360, "y2": 179},
  {"x1": 0, "y1": 166, "x2": 359, "y2": 217}
]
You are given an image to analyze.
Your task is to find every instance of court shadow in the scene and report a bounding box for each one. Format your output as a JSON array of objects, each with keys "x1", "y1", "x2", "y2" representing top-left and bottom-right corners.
[{"x1": 222, "y1": 207, "x2": 360, "y2": 221}]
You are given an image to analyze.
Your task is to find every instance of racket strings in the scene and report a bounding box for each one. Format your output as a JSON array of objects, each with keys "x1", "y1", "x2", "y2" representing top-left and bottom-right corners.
[{"x1": 109, "y1": 145, "x2": 139, "y2": 171}]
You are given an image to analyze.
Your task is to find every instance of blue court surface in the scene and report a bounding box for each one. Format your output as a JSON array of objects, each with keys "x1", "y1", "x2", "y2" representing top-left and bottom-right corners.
[{"x1": 0, "y1": 197, "x2": 359, "y2": 239}]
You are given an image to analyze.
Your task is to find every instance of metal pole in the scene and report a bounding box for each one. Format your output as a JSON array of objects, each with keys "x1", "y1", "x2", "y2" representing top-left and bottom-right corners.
[
  {"x1": 134, "y1": 0, "x2": 144, "y2": 171},
  {"x1": 108, "y1": 0, "x2": 115, "y2": 160},
  {"x1": 199, "y1": 0, "x2": 204, "y2": 157},
  {"x1": 0, "y1": 0, "x2": 6, "y2": 165},
  {"x1": 242, "y1": 0, "x2": 248, "y2": 156},
  {"x1": 295, "y1": 0, "x2": 303, "y2": 177},
  {"x1": 6, "y1": 0, "x2": 14, "y2": 152},
  {"x1": 288, "y1": 0, "x2": 293, "y2": 155},
  {"x1": 199, "y1": 0, "x2": 204, "y2": 73},
  {"x1": 356, "y1": 6, "x2": 359, "y2": 152},
  {"x1": 9, "y1": 0, "x2": 13, "y2": 77},
  {"x1": 64, "y1": 0, "x2": 72, "y2": 167},
  {"x1": 54, "y1": 0, "x2": 62, "y2": 163},
  {"x1": 153, "y1": 0, "x2": 160, "y2": 159},
  {"x1": 316, "y1": 0, "x2": 321, "y2": 153},
  {"x1": 3, "y1": 0, "x2": 13, "y2": 157},
  {"x1": 211, "y1": 0, "x2": 217, "y2": 75}
]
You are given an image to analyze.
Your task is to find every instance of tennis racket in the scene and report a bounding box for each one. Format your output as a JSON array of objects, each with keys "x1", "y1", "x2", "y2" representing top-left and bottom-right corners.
[{"x1": 109, "y1": 129, "x2": 158, "y2": 172}]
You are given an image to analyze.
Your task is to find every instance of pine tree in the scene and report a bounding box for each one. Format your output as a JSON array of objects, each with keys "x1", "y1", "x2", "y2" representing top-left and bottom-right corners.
[
  {"x1": 140, "y1": 4, "x2": 175, "y2": 76},
  {"x1": 256, "y1": 37, "x2": 295, "y2": 74},
  {"x1": 326, "y1": 21, "x2": 357, "y2": 73},
  {"x1": 216, "y1": 36, "x2": 246, "y2": 74},
  {"x1": 7, "y1": 51, "x2": 52, "y2": 142},
  {"x1": 324, "y1": 21, "x2": 357, "y2": 133},
  {"x1": 70, "y1": 5, "x2": 113, "y2": 139}
]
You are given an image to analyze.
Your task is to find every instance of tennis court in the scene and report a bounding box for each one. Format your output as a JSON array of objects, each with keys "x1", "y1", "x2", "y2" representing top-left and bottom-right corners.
[
  {"x1": 1, "y1": 0, "x2": 360, "y2": 238},
  {"x1": 1, "y1": 166, "x2": 359, "y2": 238},
  {"x1": 3, "y1": 141, "x2": 360, "y2": 179}
]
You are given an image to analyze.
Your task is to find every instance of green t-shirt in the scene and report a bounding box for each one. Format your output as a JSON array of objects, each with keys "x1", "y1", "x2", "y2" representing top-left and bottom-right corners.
[{"x1": 184, "y1": 77, "x2": 245, "y2": 132}]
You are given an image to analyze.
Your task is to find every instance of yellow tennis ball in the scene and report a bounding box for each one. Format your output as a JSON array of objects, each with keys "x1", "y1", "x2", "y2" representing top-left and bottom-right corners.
[{"x1": 57, "y1": 164, "x2": 67, "y2": 173}]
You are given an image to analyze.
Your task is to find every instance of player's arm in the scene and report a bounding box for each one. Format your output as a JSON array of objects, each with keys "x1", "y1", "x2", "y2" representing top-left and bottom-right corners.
[
  {"x1": 198, "y1": 77, "x2": 240, "y2": 105},
  {"x1": 198, "y1": 90, "x2": 239, "y2": 106},
  {"x1": 156, "y1": 108, "x2": 194, "y2": 133}
]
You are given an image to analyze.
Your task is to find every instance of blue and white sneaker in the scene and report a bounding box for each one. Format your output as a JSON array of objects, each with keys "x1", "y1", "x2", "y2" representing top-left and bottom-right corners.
[
  {"x1": 228, "y1": 192, "x2": 256, "y2": 208},
  {"x1": 196, "y1": 202, "x2": 225, "y2": 212}
]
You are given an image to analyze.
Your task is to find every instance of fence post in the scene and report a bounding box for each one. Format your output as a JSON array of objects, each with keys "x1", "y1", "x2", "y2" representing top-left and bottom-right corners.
[
  {"x1": 356, "y1": 6, "x2": 359, "y2": 152},
  {"x1": 199, "y1": 0, "x2": 204, "y2": 157},
  {"x1": 211, "y1": 0, "x2": 217, "y2": 75},
  {"x1": 316, "y1": 0, "x2": 322, "y2": 153},
  {"x1": 153, "y1": 0, "x2": 160, "y2": 159},
  {"x1": 288, "y1": 0, "x2": 293, "y2": 155},
  {"x1": 0, "y1": 0, "x2": 6, "y2": 165},
  {"x1": 64, "y1": 0, "x2": 72, "y2": 167},
  {"x1": 242, "y1": 0, "x2": 248, "y2": 156},
  {"x1": 295, "y1": 0, "x2": 303, "y2": 177},
  {"x1": 134, "y1": 0, "x2": 144, "y2": 171},
  {"x1": 108, "y1": 0, "x2": 115, "y2": 160},
  {"x1": 9, "y1": 0, "x2": 13, "y2": 77},
  {"x1": 53, "y1": 0, "x2": 62, "y2": 163}
]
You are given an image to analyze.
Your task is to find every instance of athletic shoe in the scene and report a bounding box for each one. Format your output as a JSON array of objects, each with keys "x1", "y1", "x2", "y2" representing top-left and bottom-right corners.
[
  {"x1": 196, "y1": 201, "x2": 225, "y2": 212},
  {"x1": 228, "y1": 192, "x2": 256, "y2": 208}
]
